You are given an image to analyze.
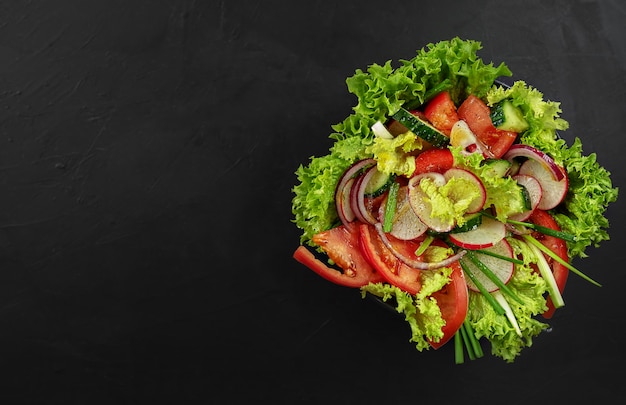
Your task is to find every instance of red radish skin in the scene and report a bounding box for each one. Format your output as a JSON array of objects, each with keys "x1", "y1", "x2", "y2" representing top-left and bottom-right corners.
[
  {"x1": 407, "y1": 173, "x2": 455, "y2": 233},
  {"x1": 442, "y1": 167, "x2": 487, "y2": 213},
  {"x1": 518, "y1": 159, "x2": 568, "y2": 210},
  {"x1": 448, "y1": 217, "x2": 506, "y2": 250},
  {"x1": 509, "y1": 174, "x2": 543, "y2": 222},
  {"x1": 378, "y1": 186, "x2": 428, "y2": 240}
]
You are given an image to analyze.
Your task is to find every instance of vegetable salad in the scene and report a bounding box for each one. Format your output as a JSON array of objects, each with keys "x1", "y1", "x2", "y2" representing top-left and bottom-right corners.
[{"x1": 291, "y1": 38, "x2": 618, "y2": 363}]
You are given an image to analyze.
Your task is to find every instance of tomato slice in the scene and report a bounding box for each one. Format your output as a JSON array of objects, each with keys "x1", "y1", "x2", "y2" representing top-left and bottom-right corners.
[
  {"x1": 457, "y1": 95, "x2": 518, "y2": 158},
  {"x1": 429, "y1": 260, "x2": 468, "y2": 349},
  {"x1": 293, "y1": 224, "x2": 384, "y2": 288},
  {"x1": 423, "y1": 91, "x2": 460, "y2": 135},
  {"x1": 358, "y1": 223, "x2": 424, "y2": 295},
  {"x1": 412, "y1": 148, "x2": 454, "y2": 176},
  {"x1": 527, "y1": 210, "x2": 569, "y2": 319},
  {"x1": 359, "y1": 223, "x2": 468, "y2": 347}
]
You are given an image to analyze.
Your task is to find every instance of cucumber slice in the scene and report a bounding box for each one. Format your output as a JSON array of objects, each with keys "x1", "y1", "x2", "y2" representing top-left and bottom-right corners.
[
  {"x1": 392, "y1": 108, "x2": 450, "y2": 147},
  {"x1": 481, "y1": 158, "x2": 511, "y2": 178},
  {"x1": 490, "y1": 100, "x2": 529, "y2": 133},
  {"x1": 364, "y1": 167, "x2": 395, "y2": 197},
  {"x1": 450, "y1": 212, "x2": 483, "y2": 233}
]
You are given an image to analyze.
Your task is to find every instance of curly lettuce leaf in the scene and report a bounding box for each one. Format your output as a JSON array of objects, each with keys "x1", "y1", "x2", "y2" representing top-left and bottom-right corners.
[
  {"x1": 468, "y1": 238, "x2": 549, "y2": 362},
  {"x1": 365, "y1": 131, "x2": 423, "y2": 176},
  {"x1": 292, "y1": 154, "x2": 347, "y2": 245},
  {"x1": 451, "y1": 147, "x2": 526, "y2": 220},
  {"x1": 293, "y1": 38, "x2": 512, "y2": 244},
  {"x1": 487, "y1": 81, "x2": 619, "y2": 258},
  {"x1": 361, "y1": 265, "x2": 453, "y2": 351},
  {"x1": 332, "y1": 37, "x2": 511, "y2": 143}
]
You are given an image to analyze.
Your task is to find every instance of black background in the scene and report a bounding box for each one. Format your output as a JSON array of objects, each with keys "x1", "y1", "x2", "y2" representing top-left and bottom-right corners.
[{"x1": 1, "y1": 0, "x2": 624, "y2": 403}]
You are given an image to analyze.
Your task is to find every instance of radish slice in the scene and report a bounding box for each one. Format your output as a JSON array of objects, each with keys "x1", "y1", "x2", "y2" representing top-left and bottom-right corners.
[
  {"x1": 407, "y1": 172, "x2": 454, "y2": 233},
  {"x1": 462, "y1": 239, "x2": 515, "y2": 292},
  {"x1": 448, "y1": 216, "x2": 506, "y2": 250},
  {"x1": 518, "y1": 159, "x2": 568, "y2": 210},
  {"x1": 374, "y1": 223, "x2": 466, "y2": 270},
  {"x1": 378, "y1": 186, "x2": 428, "y2": 240},
  {"x1": 509, "y1": 174, "x2": 543, "y2": 222},
  {"x1": 335, "y1": 159, "x2": 376, "y2": 227},
  {"x1": 442, "y1": 167, "x2": 487, "y2": 213},
  {"x1": 502, "y1": 144, "x2": 565, "y2": 181}
]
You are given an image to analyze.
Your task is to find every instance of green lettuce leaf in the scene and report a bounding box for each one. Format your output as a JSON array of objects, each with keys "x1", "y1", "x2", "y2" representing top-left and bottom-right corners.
[
  {"x1": 468, "y1": 237, "x2": 549, "y2": 362},
  {"x1": 487, "y1": 81, "x2": 619, "y2": 258},
  {"x1": 361, "y1": 265, "x2": 453, "y2": 351},
  {"x1": 451, "y1": 147, "x2": 527, "y2": 220},
  {"x1": 365, "y1": 131, "x2": 424, "y2": 176},
  {"x1": 293, "y1": 38, "x2": 511, "y2": 244},
  {"x1": 292, "y1": 154, "x2": 348, "y2": 245}
]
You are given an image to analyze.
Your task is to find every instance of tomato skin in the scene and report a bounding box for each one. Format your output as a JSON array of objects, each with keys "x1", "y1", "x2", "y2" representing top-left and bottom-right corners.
[
  {"x1": 429, "y1": 260, "x2": 468, "y2": 349},
  {"x1": 457, "y1": 95, "x2": 518, "y2": 158},
  {"x1": 527, "y1": 210, "x2": 569, "y2": 319},
  {"x1": 358, "y1": 223, "x2": 468, "y2": 347},
  {"x1": 294, "y1": 224, "x2": 384, "y2": 288},
  {"x1": 424, "y1": 91, "x2": 459, "y2": 135},
  {"x1": 358, "y1": 223, "x2": 423, "y2": 295},
  {"x1": 412, "y1": 148, "x2": 454, "y2": 176}
]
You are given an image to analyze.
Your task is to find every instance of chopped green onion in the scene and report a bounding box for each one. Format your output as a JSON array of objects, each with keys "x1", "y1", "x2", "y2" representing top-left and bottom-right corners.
[
  {"x1": 459, "y1": 260, "x2": 505, "y2": 315},
  {"x1": 454, "y1": 320, "x2": 483, "y2": 364},
  {"x1": 464, "y1": 252, "x2": 525, "y2": 305},
  {"x1": 482, "y1": 213, "x2": 578, "y2": 243},
  {"x1": 475, "y1": 248, "x2": 524, "y2": 265},
  {"x1": 454, "y1": 332, "x2": 464, "y2": 364},
  {"x1": 382, "y1": 181, "x2": 400, "y2": 232},
  {"x1": 492, "y1": 291, "x2": 522, "y2": 337},
  {"x1": 463, "y1": 320, "x2": 483, "y2": 358},
  {"x1": 522, "y1": 234, "x2": 602, "y2": 287},
  {"x1": 414, "y1": 234, "x2": 435, "y2": 256},
  {"x1": 459, "y1": 323, "x2": 475, "y2": 361},
  {"x1": 523, "y1": 237, "x2": 565, "y2": 309}
]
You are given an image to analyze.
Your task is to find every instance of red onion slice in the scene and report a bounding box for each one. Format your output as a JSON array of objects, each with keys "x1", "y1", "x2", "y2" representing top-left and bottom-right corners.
[
  {"x1": 374, "y1": 223, "x2": 467, "y2": 270},
  {"x1": 335, "y1": 158, "x2": 376, "y2": 227},
  {"x1": 353, "y1": 166, "x2": 382, "y2": 225},
  {"x1": 502, "y1": 144, "x2": 565, "y2": 181}
]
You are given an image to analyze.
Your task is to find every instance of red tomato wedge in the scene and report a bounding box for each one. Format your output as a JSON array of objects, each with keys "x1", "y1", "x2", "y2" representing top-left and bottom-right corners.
[
  {"x1": 429, "y1": 260, "x2": 468, "y2": 349},
  {"x1": 358, "y1": 223, "x2": 468, "y2": 348},
  {"x1": 423, "y1": 91, "x2": 460, "y2": 135},
  {"x1": 457, "y1": 95, "x2": 518, "y2": 158},
  {"x1": 527, "y1": 210, "x2": 569, "y2": 319},
  {"x1": 412, "y1": 148, "x2": 454, "y2": 176},
  {"x1": 293, "y1": 223, "x2": 384, "y2": 288},
  {"x1": 358, "y1": 223, "x2": 423, "y2": 295}
]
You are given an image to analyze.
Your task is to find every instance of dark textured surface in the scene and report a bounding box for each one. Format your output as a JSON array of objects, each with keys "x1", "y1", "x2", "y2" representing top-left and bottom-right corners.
[{"x1": 0, "y1": 0, "x2": 624, "y2": 403}]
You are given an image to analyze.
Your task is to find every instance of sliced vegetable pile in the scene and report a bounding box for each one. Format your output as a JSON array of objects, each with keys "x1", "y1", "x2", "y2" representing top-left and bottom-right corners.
[{"x1": 291, "y1": 38, "x2": 618, "y2": 363}]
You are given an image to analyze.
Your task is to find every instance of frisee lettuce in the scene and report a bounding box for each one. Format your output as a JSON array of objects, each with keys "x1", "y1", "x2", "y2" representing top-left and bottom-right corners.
[
  {"x1": 451, "y1": 147, "x2": 527, "y2": 221},
  {"x1": 468, "y1": 237, "x2": 550, "y2": 362},
  {"x1": 487, "y1": 81, "x2": 618, "y2": 258},
  {"x1": 361, "y1": 264, "x2": 453, "y2": 351}
]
